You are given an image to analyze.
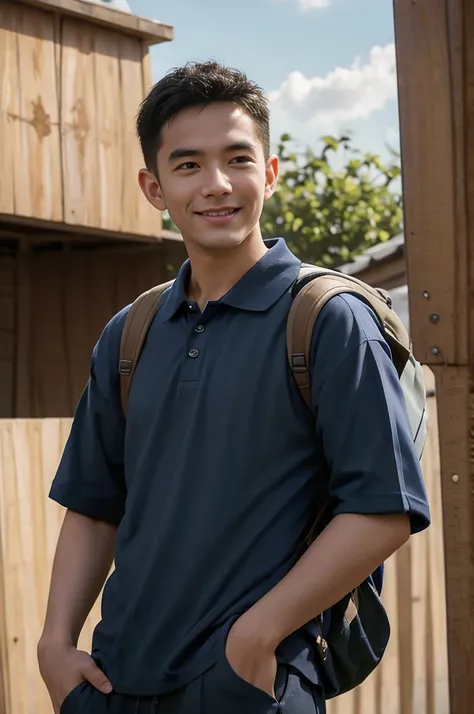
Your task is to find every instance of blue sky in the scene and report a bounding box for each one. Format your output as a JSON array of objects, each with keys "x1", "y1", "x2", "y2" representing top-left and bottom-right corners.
[{"x1": 126, "y1": 0, "x2": 399, "y2": 161}]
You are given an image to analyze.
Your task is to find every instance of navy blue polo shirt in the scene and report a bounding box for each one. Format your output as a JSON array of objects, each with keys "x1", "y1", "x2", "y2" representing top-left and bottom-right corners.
[{"x1": 50, "y1": 238, "x2": 430, "y2": 696}]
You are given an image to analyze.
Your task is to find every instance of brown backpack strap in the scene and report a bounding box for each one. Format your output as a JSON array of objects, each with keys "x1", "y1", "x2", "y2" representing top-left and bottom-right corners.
[
  {"x1": 287, "y1": 267, "x2": 411, "y2": 409},
  {"x1": 119, "y1": 281, "x2": 174, "y2": 416},
  {"x1": 287, "y1": 266, "x2": 412, "y2": 549}
]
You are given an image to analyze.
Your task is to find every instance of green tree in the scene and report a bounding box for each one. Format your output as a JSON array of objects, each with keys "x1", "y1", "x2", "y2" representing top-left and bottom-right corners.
[{"x1": 261, "y1": 134, "x2": 403, "y2": 267}]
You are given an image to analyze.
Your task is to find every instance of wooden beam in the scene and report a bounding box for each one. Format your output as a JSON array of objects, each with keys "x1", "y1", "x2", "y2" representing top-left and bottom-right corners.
[
  {"x1": 393, "y1": 1, "x2": 474, "y2": 713},
  {"x1": 16, "y1": 0, "x2": 174, "y2": 45},
  {"x1": 0, "y1": 213, "x2": 183, "y2": 245},
  {"x1": 393, "y1": 0, "x2": 468, "y2": 368}
]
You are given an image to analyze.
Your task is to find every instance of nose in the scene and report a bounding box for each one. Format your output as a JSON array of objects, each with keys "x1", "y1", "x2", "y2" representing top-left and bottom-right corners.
[{"x1": 200, "y1": 167, "x2": 232, "y2": 197}]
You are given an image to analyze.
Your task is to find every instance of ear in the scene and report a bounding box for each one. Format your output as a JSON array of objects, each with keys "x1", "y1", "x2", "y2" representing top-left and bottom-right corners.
[
  {"x1": 138, "y1": 169, "x2": 167, "y2": 211},
  {"x1": 264, "y1": 154, "x2": 279, "y2": 201}
]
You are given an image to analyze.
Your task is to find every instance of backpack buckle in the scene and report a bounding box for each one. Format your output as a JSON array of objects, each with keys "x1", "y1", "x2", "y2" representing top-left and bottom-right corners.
[
  {"x1": 291, "y1": 353, "x2": 307, "y2": 372},
  {"x1": 119, "y1": 359, "x2": 132, "y2": 375}
]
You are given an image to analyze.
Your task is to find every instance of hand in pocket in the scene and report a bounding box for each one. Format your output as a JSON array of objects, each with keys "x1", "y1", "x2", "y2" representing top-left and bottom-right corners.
[{"x1": 225, "y1": 619, "x2": 278, "y2": 699}]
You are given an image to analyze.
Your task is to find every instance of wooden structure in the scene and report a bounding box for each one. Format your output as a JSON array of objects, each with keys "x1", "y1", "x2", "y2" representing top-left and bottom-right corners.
[
  {"x1": 0, "y1": 0, "x2": 186, "y2": 419},
  {"x1": 0, "y1": 379, "x2": 448, "y2": 714},
  {"x1": 393, "y1": 1, "x2": 474, "y2": 713},
  {"x1": 0, "y1": 224, "x2": 450, "y2": 714}
]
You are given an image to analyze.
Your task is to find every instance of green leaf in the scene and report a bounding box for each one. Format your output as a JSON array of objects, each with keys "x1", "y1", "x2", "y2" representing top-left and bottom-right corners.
[{"x1": 260, "y1": 132, "x2": 403, "y2": 267}]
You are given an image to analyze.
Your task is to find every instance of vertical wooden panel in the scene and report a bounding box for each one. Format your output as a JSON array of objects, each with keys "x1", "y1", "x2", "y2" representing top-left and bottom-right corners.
[
  {"x1": 430, "y1": 364, "x2": 473, "y2": 714},
  {"x1": 119, "y1": 37, "x2": 160, "y2": 237},
  {"x1": 379, "y1": 552, "x2": 400, "y2": 714},
  {"x1": 393, "y1": 0, "x2": 468, "y2": 366},
  {"x1": 423, "y1": 388, "x2": 450, "y2": 714},
  {"x1": 0, "y1": 2, "x2": 19, "y2": 216},
  {"x1": 61, "y1": 19, "x2": 100, "y2": 228},
  {"x1": 0, "y1": 419, "x2": 102, "y2": 714},
  {"x1": 327, "y1": 369, "x2": 449, "y2": 714},
  {"x1": 14, "y1": 7, "x2": 62, "y2": 222},
  {"x1": 20, "y1": 246, "x2": 168, "y2": 417},
  {"x1": 93, "y1": 28, "x2": 122, "y2": 233},
  {"x1": 14, "y1": 253, "x2": 32, "y2": 418},
  {"x1": 0, "y1": 255, "x2": 16, "y2": 418}
]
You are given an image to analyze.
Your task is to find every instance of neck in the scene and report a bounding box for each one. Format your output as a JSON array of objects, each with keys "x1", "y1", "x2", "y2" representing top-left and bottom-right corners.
[{"x1": 185, "y1": 230, "x2": 268, "y2": 310}]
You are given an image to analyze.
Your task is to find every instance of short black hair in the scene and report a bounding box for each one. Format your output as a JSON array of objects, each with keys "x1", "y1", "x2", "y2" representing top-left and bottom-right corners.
[{"x1": 136, "y1": 60, "x2": 270, "y2": 173}]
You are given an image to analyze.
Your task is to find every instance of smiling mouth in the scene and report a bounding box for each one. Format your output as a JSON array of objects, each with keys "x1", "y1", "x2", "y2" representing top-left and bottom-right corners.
[{"x1": 195, "y1": 208, "x2": 241, "y2": 217}]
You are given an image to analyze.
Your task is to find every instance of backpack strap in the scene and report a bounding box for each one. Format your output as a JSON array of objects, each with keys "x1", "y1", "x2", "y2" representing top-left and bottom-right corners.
[
  {"x1": 119, "y1": 280, "x2": 174, "y2": 416},
  {"x1": 287, "y1": 264, "x2": 412, "y2": 409}
]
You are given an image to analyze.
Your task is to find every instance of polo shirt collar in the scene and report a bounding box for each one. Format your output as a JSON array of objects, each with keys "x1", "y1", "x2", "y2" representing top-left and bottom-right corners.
[{"x1": 157, "y1": 238, "x2": 301, "y2": 321}]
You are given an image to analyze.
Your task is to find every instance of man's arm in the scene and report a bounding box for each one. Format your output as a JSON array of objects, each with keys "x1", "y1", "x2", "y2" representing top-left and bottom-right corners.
[
  {"x1": 226, "y1": 512, "x2": 409, "y2": 693},
  {"x1": 226, "y1": 294, "x2": 430, "y2": 697},
  {"x1": 38, "y1": 511, "x2": 116, "y2": 712},
  {"x1": 38, "y1": 309, "x2": 128, "y2": 713},
  {"x1": 40, "y1": 510, "x2": 116, "y2": 647}
]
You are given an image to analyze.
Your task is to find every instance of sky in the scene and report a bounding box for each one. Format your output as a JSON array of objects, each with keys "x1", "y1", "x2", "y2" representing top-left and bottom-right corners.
[{"x1": 124, "y1": 0, "x2": 400, "y2": 162}]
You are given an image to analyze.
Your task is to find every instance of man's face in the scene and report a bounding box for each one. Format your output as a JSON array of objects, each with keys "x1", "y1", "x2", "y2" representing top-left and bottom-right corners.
[{"x1": 139, "y1": 102, "x2": 278, "y2": 252}]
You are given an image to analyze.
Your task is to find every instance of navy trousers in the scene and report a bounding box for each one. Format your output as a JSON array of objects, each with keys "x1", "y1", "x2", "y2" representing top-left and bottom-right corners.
[{"x1": 60, "y1": 659, "x2": 326, "y2": 714}]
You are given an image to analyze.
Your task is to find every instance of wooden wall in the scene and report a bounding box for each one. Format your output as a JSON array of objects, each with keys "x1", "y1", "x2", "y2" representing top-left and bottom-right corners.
[
  {"x1": 0, "y1": 254, "x2": 15, "y2": 418},
  {"x1": 393, "y1": 2, "x2": 474, "y2": 711},
  {"x1": 0, "y1": 0, "x2": 160, "y2": 237},
  {"x1": 8, "y1": 242, "x2": 185, "y2": 419},
  {"x1": 0, "y1": 369, "x2": 449, "y2": 714}
]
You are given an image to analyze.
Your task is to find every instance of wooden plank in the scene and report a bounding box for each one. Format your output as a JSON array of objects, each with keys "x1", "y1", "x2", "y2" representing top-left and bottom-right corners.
[
  {"x1": 379, "y1": 553, "x2": 401, "y2": 714},
  {"x1": 0, "y1": 418, "x2": 105, "y2": 714},
  {"x1": 431, "y1": 364, "x2": 473, "y2": 714},
  {"x1": 411, "y1": 523, "x2": 428, "y2": 714},
  {"x1": 119, "y1": 36, "x2": 160, "y2": 237},
  {"x1": 0, "y1": 255, "x2": 16, "y2": 418},
  {"x1": 30, "y1": 253, "x2": 73, "y2": 417},
  {"x1": 421, "y1": 374, "x2": 450, "y2": 714},
  {"x1": 16, "y1": 0, "x2": 173, "y2": 45},
  {"x1": 61, "y1": 18, "x2": 100, "y2": 228},
  {"x1": 93, "y1": 27, "x2": 123, "y2": 233},
  {"x1": 14, "y1": 253, "x2": 32, "y2": 418},
  {"x1": 13, "y1": 5, "x2": 63, "y2": 222},
  {"x1": 463, "y1": 0, "x2": 474, "y2": 365},
  {"x1": 396, "y1": 542, "x2": 413, "y2": 714},
  {"x1": 393, "y1": 0, "x2": 468, "y2": 366},
  {"x1": 0, "y1": 3, "x2": 19, "y2": 216}
]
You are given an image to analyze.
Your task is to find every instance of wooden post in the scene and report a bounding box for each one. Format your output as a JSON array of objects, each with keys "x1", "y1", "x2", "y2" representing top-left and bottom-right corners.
[{"x1": 393, "y1": 1, "x2": 474, "y2": 713}]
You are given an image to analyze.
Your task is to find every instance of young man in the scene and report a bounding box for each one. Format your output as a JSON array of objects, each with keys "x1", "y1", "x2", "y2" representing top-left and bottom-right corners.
[{"x1": 38, "y1": 61, "x2": 430, "y2": 714}]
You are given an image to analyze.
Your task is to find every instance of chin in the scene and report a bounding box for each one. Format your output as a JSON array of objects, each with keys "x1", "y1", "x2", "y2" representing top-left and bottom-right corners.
[{"x1": 192, "y1": 231, "x2": 250, "y2": 252}]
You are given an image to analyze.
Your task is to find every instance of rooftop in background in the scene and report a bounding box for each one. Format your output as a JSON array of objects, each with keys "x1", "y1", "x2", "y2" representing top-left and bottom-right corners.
[
  {"x1": 19, "y1": 0, "x2": 173, "y2": 44},
  {"x1": 82, "y1": 0, "x2": 131, "y2": 12},
  {"x1": 339, "y1": 234, "x2": 405, "y2": 276}
]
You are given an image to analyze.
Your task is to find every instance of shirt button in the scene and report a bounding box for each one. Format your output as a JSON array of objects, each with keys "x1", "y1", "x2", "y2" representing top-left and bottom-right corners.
[
  {"x1": 188, "y1": 304, "x2": 195, "y2": 311},
  {"x1": 188, "y1": 348, "x2": 199, "y2": 359},
  {"x1": 194, "y1": 324, "x2": 205, "y2": 333}
]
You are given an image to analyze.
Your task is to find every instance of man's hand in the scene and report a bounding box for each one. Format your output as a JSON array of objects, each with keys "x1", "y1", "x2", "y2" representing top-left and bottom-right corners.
[
  {"x1": 37, "y1": 639, "x2": 112, "y2": 714},
  {"x1": 225, "y1": 614, "x2": 278, "y2": 699}
]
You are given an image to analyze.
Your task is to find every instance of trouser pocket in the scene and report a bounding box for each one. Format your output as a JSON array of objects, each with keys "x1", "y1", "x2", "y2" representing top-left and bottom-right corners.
[
  {"x1": 203, "y1": 653, "x2": 286, "y2": 713},
  {"x1": 60, "y1": 681, "x2": 104, "y2": 714}
]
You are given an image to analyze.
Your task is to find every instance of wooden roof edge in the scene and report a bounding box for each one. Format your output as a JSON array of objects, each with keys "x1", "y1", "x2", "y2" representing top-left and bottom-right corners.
[
  {"x1": 17, "y1": 0, "x2": 174, "y2": 45},
  {"x1": 0, "y1": 213, "x2": 184, "y2": 245}
]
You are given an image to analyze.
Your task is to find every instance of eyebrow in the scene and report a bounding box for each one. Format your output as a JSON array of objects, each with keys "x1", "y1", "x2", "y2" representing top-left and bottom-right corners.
[{"x1": 168, "y1": 141, "x2": 257, "y2": 163}]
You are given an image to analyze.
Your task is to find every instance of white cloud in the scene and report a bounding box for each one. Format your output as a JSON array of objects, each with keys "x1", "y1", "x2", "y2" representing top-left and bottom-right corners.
[
  {"x1": 298, "y1": 0, "x2": 331, "y2": 10},
  {"x1": 268, "y1": 43, "x2": 397, "y2": 134},
  {"x1": 275, "y1": 0, "x2": 331, "y2": 11}
]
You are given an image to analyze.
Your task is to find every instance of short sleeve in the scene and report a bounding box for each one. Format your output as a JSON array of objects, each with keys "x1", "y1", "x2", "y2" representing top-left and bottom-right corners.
[
  {"x1": 310, "y1": 293, "x2": 430, "y2": 534},
  {"x1": 49, "y1": 306, "x2": 130, "y2": 525}
]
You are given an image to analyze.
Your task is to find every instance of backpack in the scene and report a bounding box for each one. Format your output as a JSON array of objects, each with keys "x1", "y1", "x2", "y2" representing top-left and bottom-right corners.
[{"x1": 118, "y1": 263, "x2": 428, "y2": 698}]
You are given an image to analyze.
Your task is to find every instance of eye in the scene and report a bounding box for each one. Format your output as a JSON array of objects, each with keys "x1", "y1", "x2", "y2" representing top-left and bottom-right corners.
[
  {"x1": 230, "y1": 156, "x2": 253, "y2": 164},
  {"x1": 176, "y1": 161, "x2": 198, "y2": 171}
]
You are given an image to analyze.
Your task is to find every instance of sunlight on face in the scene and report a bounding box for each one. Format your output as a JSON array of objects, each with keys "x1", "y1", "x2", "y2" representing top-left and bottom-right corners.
[{"x1": 142, "y1": 103, "x2": 278, "y2": 253}]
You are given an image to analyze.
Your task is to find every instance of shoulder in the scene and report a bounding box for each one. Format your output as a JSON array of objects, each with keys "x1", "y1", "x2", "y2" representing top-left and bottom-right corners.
[
  {"x1": 91, "y1": 303, "x2": 132, "y2": 375},
  {"x1": 311, "y1": 292, "x2": 387, "y2": 359}
]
